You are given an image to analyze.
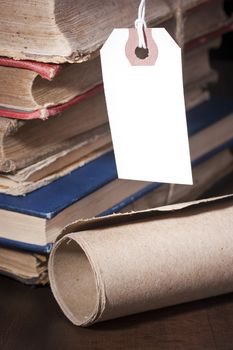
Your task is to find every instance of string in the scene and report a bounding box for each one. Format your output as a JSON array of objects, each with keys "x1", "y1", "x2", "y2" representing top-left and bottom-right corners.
[
  {"x1": 135, "y1": 0, "x2": 185, "y2": 50},
  {"x1": 135, "y1": 0, "x2": 147, "y2": 49}
]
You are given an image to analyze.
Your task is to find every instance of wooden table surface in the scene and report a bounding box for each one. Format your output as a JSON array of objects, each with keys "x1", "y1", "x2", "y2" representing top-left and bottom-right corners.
[{"x1": 1, "y1": 274, "x2": 233, "y2": 350}]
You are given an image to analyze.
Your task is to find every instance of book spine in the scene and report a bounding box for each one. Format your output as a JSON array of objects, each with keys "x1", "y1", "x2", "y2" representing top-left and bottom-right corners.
[
  {"x1": 0, "y1": 237, "x2": 52, "y2": 253},
  {"x1": 0, "y1": 57, "x2": 60, "y2": 80},
  {"x1": 0, "y1": 84, "x2": 104, "y2": 120},
  {"x1": 2, "y1": 138, "x2": 233, "y2": 254}
]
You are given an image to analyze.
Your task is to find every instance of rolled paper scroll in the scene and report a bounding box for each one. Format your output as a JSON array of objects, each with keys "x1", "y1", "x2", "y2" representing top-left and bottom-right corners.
[{"x1": 49, "y1": 194, "x2": 233, "y2": 327}]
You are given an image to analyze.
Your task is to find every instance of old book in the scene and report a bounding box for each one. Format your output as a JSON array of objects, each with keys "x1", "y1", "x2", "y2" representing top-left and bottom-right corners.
[
  {"x1": 0, "y1": 128, "x2": 233, "y2": 252},
  {"x1": 0, "y1": 130, "x2": 112, "y2": 195},
  {"x1": 188, "y1": 97, "x2": 233, "y2": 162},
  {"x1": 0, "y1": 30, "x2": 222, "y2": 118},
  {"x1": 0, "y1": 91, "x2": 108, "y2": 172},
  {"x1": 0, "y1": 0, "x2": 229, "y2": 63},
  {"x1": 123, "y1": 148, "x2": 233, "y2": 212},
  {"x1": 1, "y1": 95, "x2": 232, "y2": 195},
  {"x1": 183, "y1": 38, "x2": 220, "y2": 109},
  {"x1": 0, "y1": 247, "x2": 48, "y2": 285},
  {"x1": 0, "y1": 152, "x2": 156, "y2": 252},
  {"x1": 0, "y1": 57, "x2": 101, "y2": 114},
  {"x1": 0, "y1": 43, "x2": 229, "y2": 173},
  {"x1": 0, "y1": 148, "x2": 232, "y2": 285}
]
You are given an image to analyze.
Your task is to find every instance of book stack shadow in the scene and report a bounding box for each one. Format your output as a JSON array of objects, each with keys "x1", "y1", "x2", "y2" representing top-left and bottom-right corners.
[{"x1": 0, "y1": 0, "x2": 232, "y2": 284}]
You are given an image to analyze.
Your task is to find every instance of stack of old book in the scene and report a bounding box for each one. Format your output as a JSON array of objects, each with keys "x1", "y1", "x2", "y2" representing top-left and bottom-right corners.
[{"x1": 0, "y1": 0, "x2": 232, "y2": 284}]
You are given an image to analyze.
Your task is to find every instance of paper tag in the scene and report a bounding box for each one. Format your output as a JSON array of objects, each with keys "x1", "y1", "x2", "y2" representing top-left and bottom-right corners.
[{"x1": 100, "y1": 28, "x2": 193, "y2": 185}]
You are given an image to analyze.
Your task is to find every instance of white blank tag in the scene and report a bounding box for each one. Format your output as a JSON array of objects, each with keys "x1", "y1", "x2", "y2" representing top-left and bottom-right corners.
[{"x1": 101, "y1": 28, "x2": 193, "y2": 185}]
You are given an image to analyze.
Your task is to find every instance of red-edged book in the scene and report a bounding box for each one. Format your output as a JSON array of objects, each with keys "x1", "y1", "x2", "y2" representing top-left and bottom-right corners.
[
  {"x1": 0, "y1": 21, "x2": 232, "y2": 120},
  {"x1": 0, "y1": 55, "x2": 103, "y2": 120}
]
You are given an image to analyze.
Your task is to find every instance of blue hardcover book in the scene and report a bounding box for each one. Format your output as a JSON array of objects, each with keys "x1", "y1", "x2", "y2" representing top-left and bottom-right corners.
[
  {"x1": 0, "y1": 152, "x2": 160, "y2": 252},
  {"x1": 0, "y1": 96, "x2": 232, "y2": 253},
  {"x1": 187, "y1": 96, "x2": 233, "y2": 136}
]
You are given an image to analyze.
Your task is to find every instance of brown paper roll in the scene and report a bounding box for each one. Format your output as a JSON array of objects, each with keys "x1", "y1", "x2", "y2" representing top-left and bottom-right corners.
[{"x1": 49, "y1": 195, "x2": 233, "y2": 326}]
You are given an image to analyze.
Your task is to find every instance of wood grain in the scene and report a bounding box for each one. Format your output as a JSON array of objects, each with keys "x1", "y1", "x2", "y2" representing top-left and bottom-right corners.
[{"x1": 1, "y1": 274, "x2": 233, "y2": 350}]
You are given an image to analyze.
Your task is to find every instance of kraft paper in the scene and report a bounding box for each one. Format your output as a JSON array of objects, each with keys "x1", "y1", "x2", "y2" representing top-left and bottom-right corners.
[{"x1": 49, "y1": 194, "x2": 233, "y2": 326}]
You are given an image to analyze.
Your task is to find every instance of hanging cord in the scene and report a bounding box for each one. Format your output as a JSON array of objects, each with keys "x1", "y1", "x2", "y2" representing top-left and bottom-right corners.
[
  {"x1": 135, "y1": 0, "x2": 147, "y2": 49},
  {"x1": 135, "y1": 0, "x2": 185, "y2": 50}
]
